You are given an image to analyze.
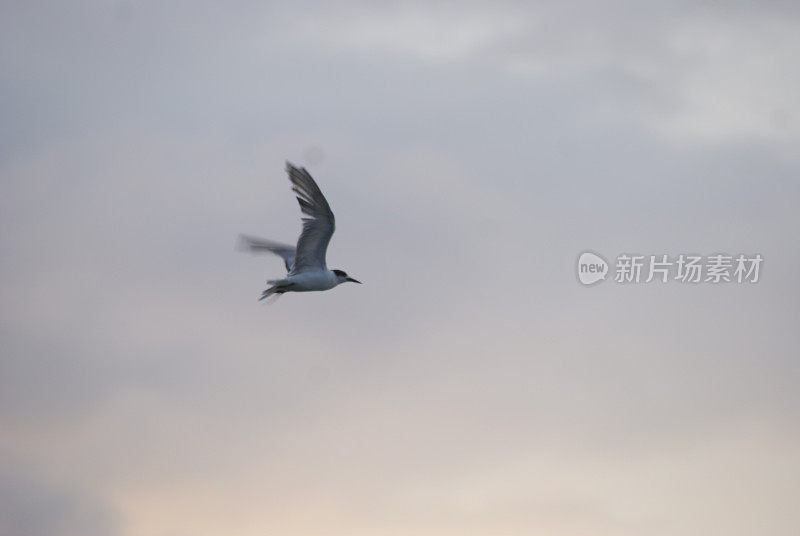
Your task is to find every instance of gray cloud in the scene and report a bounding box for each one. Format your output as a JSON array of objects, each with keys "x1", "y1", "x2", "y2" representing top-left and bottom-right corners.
[
  {"x1": 1, "y1": 1, "x2": 799, "y2": 534},
  {"x1": 0, "y1": 453, "x2": 116, "y2": 536}
]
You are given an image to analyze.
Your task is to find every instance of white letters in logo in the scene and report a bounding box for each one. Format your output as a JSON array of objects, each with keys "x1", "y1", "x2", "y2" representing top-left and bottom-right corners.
[{"x1": 577, "y1": 252, "x2": 608, "y2": 285}]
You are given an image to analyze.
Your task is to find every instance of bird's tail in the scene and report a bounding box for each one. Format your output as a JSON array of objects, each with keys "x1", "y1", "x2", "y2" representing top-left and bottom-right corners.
[
  {"x1": 259, "y1": 279, "x2": 294, "y2": 301},
  {"x1": 259, "y1": 286, "x2": 279, "y2": 302}
]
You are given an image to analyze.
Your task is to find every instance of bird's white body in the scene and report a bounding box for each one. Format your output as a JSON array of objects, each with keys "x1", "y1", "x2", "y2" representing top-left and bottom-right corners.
[
  {"x1": 272, "y1": 269, "x2": 339, "y2": 292},
  {"x1": 241, "y1": 162, "x2": 361, "y2": 300}
]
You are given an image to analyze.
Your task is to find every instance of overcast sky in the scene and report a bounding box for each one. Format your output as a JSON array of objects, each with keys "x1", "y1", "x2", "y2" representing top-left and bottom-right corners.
[{"x1": 1, "y1": 1, "x2": 799, "y2": 535}]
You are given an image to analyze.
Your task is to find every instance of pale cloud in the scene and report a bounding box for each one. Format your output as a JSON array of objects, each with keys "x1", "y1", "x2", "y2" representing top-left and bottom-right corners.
[
  {"x1": 653, "y1": 14, "x2": 800, "y2": 144},
  {"x1": 491, "y1": 4, "x2": 800, "y2": 145},
  {"x1": 285, "y1": 4, "x2": 525, "y2": 62}
]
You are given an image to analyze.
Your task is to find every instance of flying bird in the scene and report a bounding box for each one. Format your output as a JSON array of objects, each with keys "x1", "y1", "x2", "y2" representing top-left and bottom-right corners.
[{"x1": 241, "y1": 162, "x2": 361, "y2": 300}]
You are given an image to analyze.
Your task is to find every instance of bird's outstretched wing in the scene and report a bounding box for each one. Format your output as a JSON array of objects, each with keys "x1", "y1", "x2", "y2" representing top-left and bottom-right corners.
[
  {"x1": 239, "y1": 235, "x2": 295, "y2": 272},
  {"x1": 286, "y1": 162, "x2": 335, "y2": 273}
]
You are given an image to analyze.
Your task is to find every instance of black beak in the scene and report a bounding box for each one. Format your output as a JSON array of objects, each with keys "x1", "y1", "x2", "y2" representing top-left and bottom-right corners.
[{"x1": 346, "y1": 277, "x2": 362, "y2": 284}]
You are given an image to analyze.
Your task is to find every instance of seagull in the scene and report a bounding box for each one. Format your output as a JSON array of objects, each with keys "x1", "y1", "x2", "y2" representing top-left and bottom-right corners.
[{"x1": 240, "y1": 162, "x2": 361, "y2": 301}]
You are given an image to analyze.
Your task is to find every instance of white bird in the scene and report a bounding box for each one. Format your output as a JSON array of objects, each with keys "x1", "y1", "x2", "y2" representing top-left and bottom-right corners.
[{"x1": 241, "y1": 162, "x2": 361, "y2": 301}]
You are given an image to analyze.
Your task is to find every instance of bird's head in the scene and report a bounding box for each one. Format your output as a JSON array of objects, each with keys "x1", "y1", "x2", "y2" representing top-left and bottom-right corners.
[{"x1": 332, "y1": 269, "x2": 361, "y2": 285}]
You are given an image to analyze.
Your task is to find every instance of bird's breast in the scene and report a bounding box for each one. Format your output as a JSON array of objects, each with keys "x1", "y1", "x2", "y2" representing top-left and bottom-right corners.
[{"x1": 287, "y1": 270, "x2": 337, "y2": 291}]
